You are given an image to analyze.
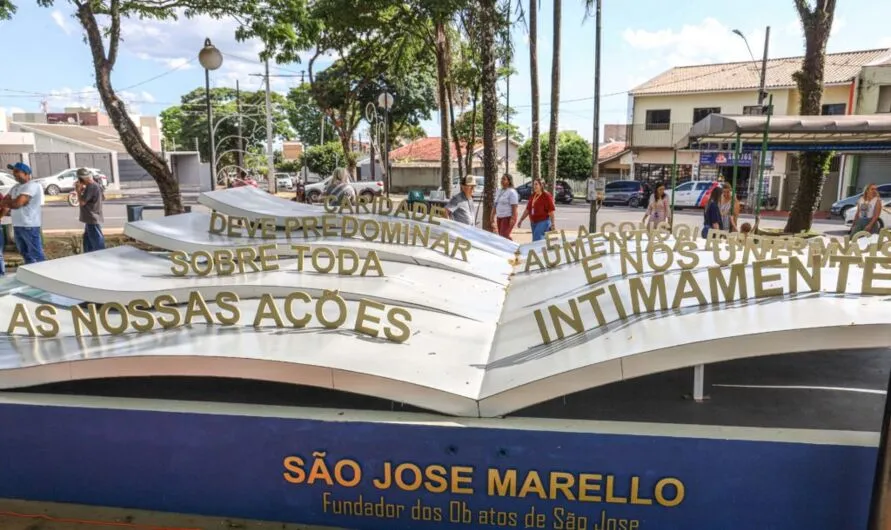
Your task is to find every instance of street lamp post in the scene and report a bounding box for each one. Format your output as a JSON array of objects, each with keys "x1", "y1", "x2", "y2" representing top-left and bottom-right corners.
[
  {"x1": 377, "y1": 92, "x2": 394, "y2": 198},
  {"x1": 732, "y1": 27, "x2": 771, "y2": 108},
  {"x1": 198, "y1": 38, "x2": 223, "y2": 192}
]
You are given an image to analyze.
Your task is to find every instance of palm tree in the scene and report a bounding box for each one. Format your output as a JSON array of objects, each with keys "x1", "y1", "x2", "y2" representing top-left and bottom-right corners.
[
  {"x1": 528, "y1": 0, "x2": 541, "y2": 183},
  {"x1": 784, "y1": 0, "x2": 837, "y2": 233},
  {"x1": 546, "y1": 0, "x2": 561, "y2": 193},
  {"x1": 480, "y1": 0, "x2": 500, "y2": 232}
]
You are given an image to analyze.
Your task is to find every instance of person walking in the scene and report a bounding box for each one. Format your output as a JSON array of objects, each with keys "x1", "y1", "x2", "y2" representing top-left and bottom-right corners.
[
  {"x1": 642, "y1": 182, "x2": 670, "y2": 230},
  {"x1": 701, "y1": 186, "x2": 724, "y2": 239},
  {"x1": 492, "y1": 174, "x2": 519, "y2": 240},
  {"x1": 0, "y1": 162, "x2": 45, "y2": 266},
  {"x1": 518, "y1": 178, "x2": 556, "y2": 241},
  {"x1": 324, "y1": 167, "x2": 357, "y2": 205},
  {"x1": 852, "y1": 183, "x2": 882, "y2": 235},
  {"x1": 75, "y1": 168, "x2": 105, "y2": 252},
  {"x1": 719, "y1": 186, "x2": 740, "y2": 232},
  {"x1": 445, "y1": 175, "x2": 477, "y2": 225}
]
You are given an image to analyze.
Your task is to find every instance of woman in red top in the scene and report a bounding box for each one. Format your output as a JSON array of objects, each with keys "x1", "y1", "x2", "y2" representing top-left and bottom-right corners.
[{"x1": 518, "y1": 178, "x2": 556, "y2": 241}]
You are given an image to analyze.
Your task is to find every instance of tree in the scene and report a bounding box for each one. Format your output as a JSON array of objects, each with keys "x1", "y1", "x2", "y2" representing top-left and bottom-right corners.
[
  {"x1": 783, "y1": 0, "x2": 838, "y2": 233},
  {"x1": 517, "y1": 131, "x2": 592, "y2": 181},
  {"x1": 287, "y1": 84, "x2": 336, "y2": 147},
  {"x1": 299, "y1": 142, "x2": 353, "y2": 177},
  {"x1": 454, "y1": 107, "x2": 523, "y2": 143},
  {"x1": 6, "y1": 0, "x2": 254, "y2": 215},
  {"x1": 528, "y1": 0, "x2": 542, "y2": 185},
  {"x1": 479, "y1": 0, "x2": 500, "y2": 232},
  {"x1": 160, "y1": 87, "x2": 293, "y2": 177},
  {"x1": 546, "y1": 0, "x2": 562, "y2": 194}
]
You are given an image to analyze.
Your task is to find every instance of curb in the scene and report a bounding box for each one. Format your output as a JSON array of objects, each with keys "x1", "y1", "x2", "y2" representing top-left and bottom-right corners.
[{"x1": 44, "y1": 193, "x2": 124, "y2": 203}]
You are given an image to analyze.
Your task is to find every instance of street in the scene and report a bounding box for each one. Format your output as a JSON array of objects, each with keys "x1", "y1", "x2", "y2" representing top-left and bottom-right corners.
[{"x1": 35, "y1": 189, "x2": 849, "y2": 236}]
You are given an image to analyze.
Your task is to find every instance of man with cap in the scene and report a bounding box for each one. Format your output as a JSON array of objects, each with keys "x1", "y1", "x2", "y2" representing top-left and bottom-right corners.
[
  {"x1": 74, "y1": 167, "x2": 105, "y2": 252},
  {"x1": 0, "y1": 162, "x2": 45, "y2": 265},
  {"x1": 445, "y1": 175, "x2": 477, "y2": 225}
]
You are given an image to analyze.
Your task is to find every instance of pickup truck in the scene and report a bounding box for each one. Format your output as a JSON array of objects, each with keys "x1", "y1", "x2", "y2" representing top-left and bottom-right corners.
[{"x1": 304, "y1": 177, "x2": 384, "y2": 202}]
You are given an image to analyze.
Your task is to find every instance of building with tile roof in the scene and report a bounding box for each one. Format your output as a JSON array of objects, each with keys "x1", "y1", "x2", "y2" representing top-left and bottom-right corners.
[{"x1": 626, "y1": 47, "x2": 891, "y2": 211}]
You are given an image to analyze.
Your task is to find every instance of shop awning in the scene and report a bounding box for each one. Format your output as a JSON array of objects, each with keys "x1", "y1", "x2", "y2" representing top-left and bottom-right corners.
[{"x1": 676, "y1": 114, "x2": 891, "y2": 152}]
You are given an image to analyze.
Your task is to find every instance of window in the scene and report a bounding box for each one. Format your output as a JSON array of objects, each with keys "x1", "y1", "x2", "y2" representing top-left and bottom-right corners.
[
  {"x1": 693, "y1": 107, "x2": 720, "y2": 123},
  {"x1": 645, "y1": 109, "x2": 671, "y2": 130},
  {"x1": 694, "y1": 182, "x2": 712, "y2": 191},
  {"x1": 635, "y1": 163, "x2": 692, "y2": 184},
  {"x1": 821, "y1": 103, "x2": 846, "y2": 115},
  {"x1": 743, "y1": 105, "x2": 774, "y2": 116},
  {"x1": 675, "y1": 182, "x2": 695, "y2": 191},
  {"x1": 877, "y1": 86, "x2": 891, "y2": 113}
]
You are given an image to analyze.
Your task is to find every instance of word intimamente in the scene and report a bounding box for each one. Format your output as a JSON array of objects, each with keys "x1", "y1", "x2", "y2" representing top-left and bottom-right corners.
[
  {"x1": 168, "y1": 244, "x2": 385, "y2": 278},
  {"x1": 208, "y1": 212, "x2": 472, "y2": 262},
  {"x1": 7, "y1": 290, "x2": 412, "y2": 343}
]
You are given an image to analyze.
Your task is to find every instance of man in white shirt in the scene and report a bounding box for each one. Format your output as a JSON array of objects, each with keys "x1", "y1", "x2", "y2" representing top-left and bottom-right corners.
[
  {"x1": 492, "y1": 174, "x2": 519, "y2": 240},
  {"x1": 0, "y1": 162, "x2": 45, "y2": 265}
]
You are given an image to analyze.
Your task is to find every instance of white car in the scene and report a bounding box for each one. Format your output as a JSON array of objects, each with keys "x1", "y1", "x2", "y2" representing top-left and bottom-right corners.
[
  {"x1": 0, "y1": 172, "x2": 15, "y2": 196},
  {"x1": 844, "y1": 198, "x2": 890, "y2": 230},
  {"x1": 449, "y1": 175, "x2": 485, "y2": 200},
  {"x1": 36, "y1": 167, "x2": 108, "y2": 195},
  {"x1": 274, "y1": 173, "x2": 294, "y2": 191},
  {"x1": 305, "y1": 177, "x2": 384, "y2": 202},
  {"x1": 664, "y1": 180, "x2": 721, "y2": 209}
]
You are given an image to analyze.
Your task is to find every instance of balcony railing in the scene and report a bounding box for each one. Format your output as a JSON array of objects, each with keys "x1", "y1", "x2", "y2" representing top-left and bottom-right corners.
[{"x1": 629, "y1": 123, "x2": 693, "y2": 148}]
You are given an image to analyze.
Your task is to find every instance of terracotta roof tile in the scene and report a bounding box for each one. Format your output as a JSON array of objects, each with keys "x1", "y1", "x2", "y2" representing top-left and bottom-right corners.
[
  {"x1": 630, "y1": 48, "x2": 891, "y2": 96},
  {"x1": 598, "y1": 141, "x2": 628, "y2": 161},
  {"x1": 389, "y1": 137, "x2": 473, "y2": 162}
]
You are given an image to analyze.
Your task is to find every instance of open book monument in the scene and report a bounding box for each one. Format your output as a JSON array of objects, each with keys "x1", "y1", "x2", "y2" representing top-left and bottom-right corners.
[{"x1": 0, "y1": 186, "x2": 888, "y2": 529}]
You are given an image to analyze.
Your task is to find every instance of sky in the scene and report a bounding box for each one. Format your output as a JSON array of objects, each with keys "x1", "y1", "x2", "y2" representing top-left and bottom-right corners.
[{"x1": 1, "y1": 0, "x2": 890, "y2": 144}]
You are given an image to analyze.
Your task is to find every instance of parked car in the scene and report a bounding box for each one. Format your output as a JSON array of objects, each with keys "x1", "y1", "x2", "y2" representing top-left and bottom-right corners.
[
  {"x1": 0, "y1": 172, "x2": 15, "y2": 196},
  {"x1": 274, "y1": 173, "x2": 294, "y2": 191},
  {"x1": 450, "y1": 175, "x2": 485, "y2": 200},
  {"x1": 305, "y1": 177, "x2": 384, "y2": 203},
  {"x1": 516, "y1": 179, "x2": 573, "y2": 204},
  {"x1": 36, "y1": 167, "x2": 108, "y2": 195},
  {"x1": 664, "y1": 180, "x2": 721, "y2": 209},
  {"x1": 231, "y1": 176, "x2": 260, "y2": 188},
  {"x1": 602, "y1": 180, "x2": 647, "y2": 207},
  {"x1": 844, "y1": 197, "x2": 890, "y2": 230},
  {"x1": 831, "y1": 183, "x2": 891, "y2": 219}
]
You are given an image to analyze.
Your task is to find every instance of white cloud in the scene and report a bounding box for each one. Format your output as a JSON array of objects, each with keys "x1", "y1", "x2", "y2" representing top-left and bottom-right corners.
[
  {"x1": 622, "y1": 18, "x2": 758, "y2": 67},
  {"x1": 50, "y1": 10, "x2": 72, "y2": 35},
  {"x1": 118, "y1": 12, "x2": 304, "y2": 94},
  {"x1": 42, "y1": 86, "x2": 154, "y2": 114},
  {"x1": 879, "y1": 37, "x2": 891, "y2": 48}
]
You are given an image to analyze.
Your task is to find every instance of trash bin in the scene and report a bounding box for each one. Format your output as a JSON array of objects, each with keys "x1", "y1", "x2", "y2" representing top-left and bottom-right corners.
[
  {"x1": 126, "y1": 204, "x2": 145, "y2": 222},
  {"x1": 407, "y1": 190, "x2": 425, "y2": 207}
]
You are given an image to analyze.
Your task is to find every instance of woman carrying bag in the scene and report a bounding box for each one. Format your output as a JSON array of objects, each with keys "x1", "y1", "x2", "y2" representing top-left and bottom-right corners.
[{"x1": 642, "y1": 183, "x2": 670, "y2": 230}]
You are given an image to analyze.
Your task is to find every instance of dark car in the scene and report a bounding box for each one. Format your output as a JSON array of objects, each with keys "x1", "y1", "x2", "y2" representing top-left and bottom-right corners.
[
  {"x1": 517, "y1": 179, "x2": 573, "y2": 204},
  {"x1": 603, "y1": 180, "x2": 647, "y2": 207},
  {"x1": 830, "y1": 183, "x2": 891, "y2": 219}
]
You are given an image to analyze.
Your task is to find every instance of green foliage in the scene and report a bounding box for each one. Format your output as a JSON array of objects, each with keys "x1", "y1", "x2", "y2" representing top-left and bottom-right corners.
[
  {"x1": 287, "y1": 84, "x2": 337, "y2": 147},
  {"x1": 454, "y1": 108, "x2": 523, "y2": 143},
  {"x1": 517, "y1": 131, "x2": 592, "y2": 181},
  {"x1": 299, "y1": 142, "x2": 355, "y2": 177},
  {"x1": 277, "y1": 159, "x2": 303, "y2": 173},
  {"x1": 160, "y1": 87, "x2": 293, "y2": 171},
  {"x1": 0, "y1": 0, "x2": 14, "y2": 19}
]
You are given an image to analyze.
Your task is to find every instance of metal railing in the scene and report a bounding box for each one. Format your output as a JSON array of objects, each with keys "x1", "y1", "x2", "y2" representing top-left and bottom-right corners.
[{"x1": 628, "y1": 123, "x2": 692, "y2": 148}]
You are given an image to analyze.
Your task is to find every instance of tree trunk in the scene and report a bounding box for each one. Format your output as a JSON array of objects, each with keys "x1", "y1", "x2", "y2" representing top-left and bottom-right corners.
[
  {"x1": 784, "y1": 0, "x2": 836, "y2": 233},
  {"x1": 529, "y1": 0, "x2": 541, "y2": 183},
  {"x1": 447, "y1": 83, "x2": 464, "y2": 192},
  {"x1": 546, "y1": 0, "x2": 562, "y2": 194},
  {"x1": 76, "y1": 1, "x2": 183, "y2": 215},
  {"x1": 466, "y1": 95, "x2": 479, "y2": 177},
  {"x1": 435, "y1": 21, "x2": 452, "y2": 194},
  {"x1": 480, "y1": 0, "x2": 499, "y2": 232},
  {"x1": 338, "y1": 132, "x2": 357, "y2": 178}
]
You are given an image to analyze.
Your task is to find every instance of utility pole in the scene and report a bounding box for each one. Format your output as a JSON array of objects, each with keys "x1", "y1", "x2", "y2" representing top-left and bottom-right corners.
[
  {"x1": 264, "y1": 59, "x2": 275, "y2": 193},
  {"x1": 250, "y1": 68, "x2": 302, "y2": 194},
  {"x1": 587, "y1": 0, "x2": 602, "y2": 232},
  {"x1": 236, "y1": 80, "x2": 244, "y2": 173},
  {"x1": 504, "y1": 0, "x2": 511, "y2": 173},
  {"x1": 320, "y1": 116, "x2": 325, "y2": 144},
  {"x1": 758, "y1": 26, "x2": 771, "y2": 107}
]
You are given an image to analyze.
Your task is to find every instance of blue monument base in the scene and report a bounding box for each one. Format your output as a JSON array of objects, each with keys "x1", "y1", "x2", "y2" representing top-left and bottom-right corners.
[{"x1": 0, "y1": 393, "x2": 878, "y2": 530}]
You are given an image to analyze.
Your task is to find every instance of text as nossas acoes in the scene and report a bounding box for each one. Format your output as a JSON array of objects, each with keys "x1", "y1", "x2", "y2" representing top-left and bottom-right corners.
[
  {"x1": 6, "y1": 290, "x2": 412, "y2": 343},
  {"x1": 282, "y1": 454, "x2": 685, "y2": 507},
  {"x1": 169, "y1": 244, "x2": 385, "y2": 278}
]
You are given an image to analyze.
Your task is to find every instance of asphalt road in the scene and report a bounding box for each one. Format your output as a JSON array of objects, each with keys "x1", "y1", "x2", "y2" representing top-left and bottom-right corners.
[{"x1": 33, "y1": 190, "x2": 849, "y2": 236}]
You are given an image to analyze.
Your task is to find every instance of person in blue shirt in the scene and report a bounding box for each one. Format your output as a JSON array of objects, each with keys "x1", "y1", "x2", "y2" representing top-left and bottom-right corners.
[
  {"x1": 0, "y1": 162, "x2": 45, "y2": 268},
  {"x1": 701, "y1": 185, "x2": 724, "y2": 239}
]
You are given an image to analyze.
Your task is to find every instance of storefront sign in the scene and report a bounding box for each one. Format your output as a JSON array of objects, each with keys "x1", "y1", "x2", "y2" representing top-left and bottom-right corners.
[{"x1": 699, "y1": 152, "x2": 753, "y2": 166}]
